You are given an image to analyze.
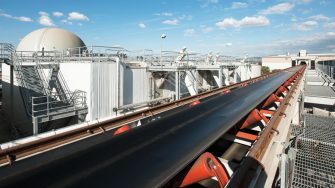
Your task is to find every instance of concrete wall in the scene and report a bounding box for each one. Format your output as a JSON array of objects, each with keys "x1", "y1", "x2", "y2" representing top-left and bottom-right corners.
[{"x1": 262, "y1": 57, "x2": 292, "y2": 71}]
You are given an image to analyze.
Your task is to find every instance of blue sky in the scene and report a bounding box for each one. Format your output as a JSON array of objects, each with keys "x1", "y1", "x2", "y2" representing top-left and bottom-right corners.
[{"x1": 0, "y1": 0, "x2": 335, "y2": 56}]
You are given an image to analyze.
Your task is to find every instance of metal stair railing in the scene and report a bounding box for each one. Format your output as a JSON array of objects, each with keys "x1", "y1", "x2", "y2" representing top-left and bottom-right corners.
[
  {"x1": 57, "y1": 70, "x2": 71, "y2": 100},
  {"x1": 47, "y1": 64, "x2": 72, "y2": 102},
  {"x1": 35, "y1": 59, "x2": 51, "y2": 96},
  {"x1": 12, "y1": 52, "x2": 33, "y2": 116}
]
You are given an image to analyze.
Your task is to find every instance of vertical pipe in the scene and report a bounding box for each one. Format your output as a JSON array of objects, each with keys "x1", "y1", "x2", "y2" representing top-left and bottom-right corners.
[{"x1": 10, "y1": 65, "x2": 14, "y2": 119}]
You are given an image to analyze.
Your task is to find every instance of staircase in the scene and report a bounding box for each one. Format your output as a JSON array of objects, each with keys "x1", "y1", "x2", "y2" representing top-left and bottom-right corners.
[
  {"x1": 13, "y1": 53, "x2": 88, "y2": 135},
  {"x1": 48, "y1": 64, "x2": 70, "y2": 102}
]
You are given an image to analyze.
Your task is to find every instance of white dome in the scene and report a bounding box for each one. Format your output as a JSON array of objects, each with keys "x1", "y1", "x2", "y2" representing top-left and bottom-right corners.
[{"x1": 17, "y1": 28, "x2": 86, "y2": 53}]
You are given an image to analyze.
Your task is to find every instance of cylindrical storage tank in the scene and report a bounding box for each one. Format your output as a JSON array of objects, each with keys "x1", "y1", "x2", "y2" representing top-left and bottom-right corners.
[
  {"x1": 16, "y1": 27, "x2": 86, "y2": 56},
  {"x1": 250, "y1": 64, "x2": 262, "y2": 78}
]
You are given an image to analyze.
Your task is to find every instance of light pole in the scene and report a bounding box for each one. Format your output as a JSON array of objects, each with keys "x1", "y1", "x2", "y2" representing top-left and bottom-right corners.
[{"x1": 160, "y1": 34, "x2": 166, "y2": 65}]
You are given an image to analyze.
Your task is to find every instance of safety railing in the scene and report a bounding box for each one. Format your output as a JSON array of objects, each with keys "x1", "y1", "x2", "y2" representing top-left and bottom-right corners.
[
  {"x1": 12, "y1": 53, "x2": 33, "y2": 116},
  {"x1": 35, "y1": 60, "x2": 51, "y2": 96},
  {"x1": 0, "y1": 43, "x2": 14, "y2": 61},
  {"x1": 12, "y1": 45, "x2": 262, "y2": 68},
  {"x1": 14, "y1": 46, "x2": 126, "y2": 64},
  {"x1": 31, "y1": 90, "x2": 87, "y2": 118},
  {"x1": 317, "y1": 60, "x2": 335, "y2": 80}
]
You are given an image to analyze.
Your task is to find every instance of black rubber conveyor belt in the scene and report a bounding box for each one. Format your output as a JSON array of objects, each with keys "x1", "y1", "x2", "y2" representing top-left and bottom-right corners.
[{"x1": 0, "y1": 67, "x2": 300, "y2": 188}]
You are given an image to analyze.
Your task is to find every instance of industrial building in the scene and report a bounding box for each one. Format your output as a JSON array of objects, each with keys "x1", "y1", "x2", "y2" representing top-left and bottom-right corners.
[
  {"x1": 1, "y1": 28, "x2": 261, "y2": 136},
  {"x1": 0, "y1": 28, "x2": 334, "y2": 188},
  {"x1": 262, "y1": 49, "x2": 335, "y2": 72}
]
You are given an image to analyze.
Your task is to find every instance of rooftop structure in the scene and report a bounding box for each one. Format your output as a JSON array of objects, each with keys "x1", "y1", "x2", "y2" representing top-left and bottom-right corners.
[
  {"x1": 262, "y1": 50, "x2": 335, "y2": 71},
  {"x1": 0, "y1": 28, "x2": 262, "y2": 137}
]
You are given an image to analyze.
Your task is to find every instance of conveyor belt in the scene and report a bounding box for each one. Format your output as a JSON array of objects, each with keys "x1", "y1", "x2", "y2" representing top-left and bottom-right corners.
[{"x1": 0, "y1": 67, "x2": 300, "y2": 188}]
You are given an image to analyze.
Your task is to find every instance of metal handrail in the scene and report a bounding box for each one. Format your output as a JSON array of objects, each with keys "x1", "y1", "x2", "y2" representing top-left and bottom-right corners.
[
  {"x1": 31, "y1": 90, "x2": 86, "y2": 117},
  {"x1": 35, "y1": 60, "x2": 51, "y2": 96},
  {"x1": 12, "y1": 53, "x2": 33, "y2": 116},
  {"x1": 0, "y1": 43, "x2": 14, "y2": 60}
]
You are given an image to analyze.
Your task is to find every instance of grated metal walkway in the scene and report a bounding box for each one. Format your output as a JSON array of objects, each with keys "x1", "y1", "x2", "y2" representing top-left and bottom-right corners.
[{"x1": 291, "y1": 114, "x2": 335, "y2": 188}]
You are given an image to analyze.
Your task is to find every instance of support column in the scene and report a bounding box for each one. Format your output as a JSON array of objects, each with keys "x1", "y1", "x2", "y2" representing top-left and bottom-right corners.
[
  {"x1": 175, "y1": 71, "x2": 180, "y2": 100},
  {"x1": 33, "y1": 117, "x2": 38, "y2": 135},
  {"x1": 218, "y1": 68, "x2": 223, "y2": 87},
  {"x1": 223, "y1": 68, "x2": 229, "y2": 86},
  {"x1": 194, "y1": 70, "x2": 198, "y2": 94}
]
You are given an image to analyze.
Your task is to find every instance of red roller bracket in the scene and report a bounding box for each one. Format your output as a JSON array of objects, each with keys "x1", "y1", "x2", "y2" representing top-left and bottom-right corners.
[
  {"x1": 275, "y1": 86, "x2": 288, "y2": 96},
  {"x1": 262, "y1": 93, "x2": 282, "y2": 108},
  {"x1": 179, "y1": 152, "x2": 229, "y2": 188},
  {"x1": 240, "y1": 109, "x2": 269, "y2": 129}
]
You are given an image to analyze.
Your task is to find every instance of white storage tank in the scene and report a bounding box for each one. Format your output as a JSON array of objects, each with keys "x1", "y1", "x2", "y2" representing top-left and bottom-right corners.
[{"x1": 16, "y1": 27, "x2": 86, "y2": 55}]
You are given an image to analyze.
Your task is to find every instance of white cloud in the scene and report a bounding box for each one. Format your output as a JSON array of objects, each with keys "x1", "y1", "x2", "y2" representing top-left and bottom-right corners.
[
  {"x1": 0, "y1": 12, "x2": 33, "y2": 22},
  {"x1": 162, "y1": 12, "x2": 173, "y2": 16},
  {"x1": 202, "y1": 26, "x2": 213, "y2": 33},
  {"x1": 61, "y1": 19, "x2": 72, "y2": 25},
  {"x1": 184, "y1": 28, "x2": 195, "y2": 36},
  {"x1": 327, "y1": 32, "x2": 335, "y2": 37},
  {"x1": 138, "y1": 23, "x2": 146, "y2": 28},
  {"x1": 260, "y1": 3, "x2": 294, "y2": 15},
  {"x1": 39, "y1": 15, "x2": 55, "y2": 26},
  {"x1": 269, "y1": 32, "x2": 335, "y2": 53},
  {"x1": 231, "y1": 2, "x2": 248, "y2": 9},
  {"x1": 308, "y1": 14, "x2": 330, "y2": 21},
  {"x1": 38, "y1": 11, "x2": 48, "y2": 16},
  {"x1": 68, "y1": 12, "x2": 89, "y2": 21},
  {"x1": 162, "y1": 19, "x2": 179, "y2": 25},
  {"x1": 224, "y1": 43, "x2": 233, "y2": 47},
  {"x1": 15, "y1": 16, "x2": 33, "y2": 22},
  {"x1": 38, "y1": 11, "x2": 55, "y2": 26},
  {"x1": 53, "y1": 11, "x2": 63, "y2": 17},
  {"x1": 325, "y1": 22, "x2": 335, "y2": 30},
  {"x1": 216, "y1": 16, "x2": 270, "y2": 29},
  {"x1": 154, "y1": 12, "x2": 173, "y2": 16},
  {"x1": 292, "y1": 21, "x2": 318, "y2": 31},
  {"x1": 291, "y1": 16, "x2": 297, "y2": 22}
]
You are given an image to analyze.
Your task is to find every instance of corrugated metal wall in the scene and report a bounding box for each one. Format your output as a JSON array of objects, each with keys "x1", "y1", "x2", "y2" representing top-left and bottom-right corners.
[
  {"x1": 90, "y1": 62, "x2": 124, "y2": 120},
  {"x1": 123, "y1": 67, "x2": 150, "y2": 105}
]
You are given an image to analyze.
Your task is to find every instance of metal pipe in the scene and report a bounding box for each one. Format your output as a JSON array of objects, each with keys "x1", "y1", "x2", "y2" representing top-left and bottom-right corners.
[{"x1": 0, "y1": 67, "x2": 301, "y2": 188}]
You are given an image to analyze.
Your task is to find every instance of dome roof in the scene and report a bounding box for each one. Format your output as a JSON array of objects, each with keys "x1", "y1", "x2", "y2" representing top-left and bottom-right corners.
[{"x1": 17, "y1": 28, "x2": 86, "y2": 52}]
